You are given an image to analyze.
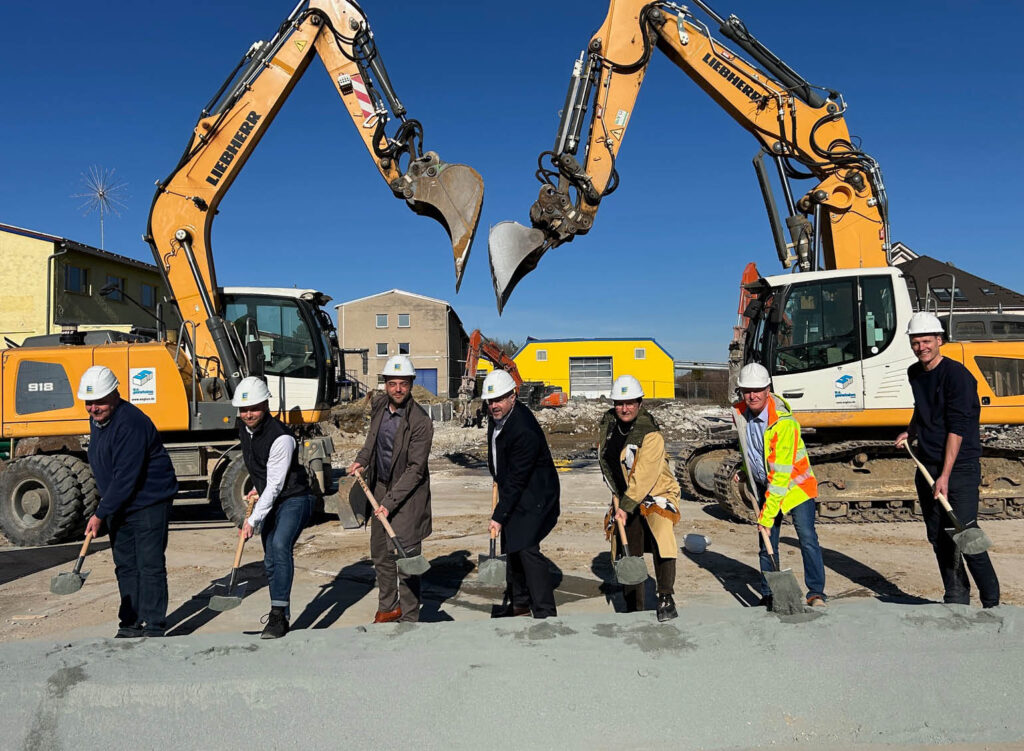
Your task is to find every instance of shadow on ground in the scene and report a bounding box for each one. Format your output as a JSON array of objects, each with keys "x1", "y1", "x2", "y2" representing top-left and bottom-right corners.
[
  {"x1": 165, "y1": 562, "x2": 268, "y2": 636},
  {"x1": 0, "y1": 540, "x2": 112, "y2": 586},
  {"x1": 681, "y1": 548, "x2": 763, "y2": 606}
]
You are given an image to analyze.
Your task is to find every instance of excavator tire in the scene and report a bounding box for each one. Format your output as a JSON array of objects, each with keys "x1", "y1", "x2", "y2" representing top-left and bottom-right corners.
[
  {"x1": 0, "y1": 454, "x2": 85, "y2": 546},
  {"x1": 212, "y1": 454, "x2": 251, "y2": 528}
]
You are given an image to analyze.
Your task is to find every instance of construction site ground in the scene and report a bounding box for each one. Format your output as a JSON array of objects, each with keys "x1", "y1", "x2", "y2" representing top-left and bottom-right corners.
[{"x1": 2, "y1": 399, "x2": 1024, "y2": 748}]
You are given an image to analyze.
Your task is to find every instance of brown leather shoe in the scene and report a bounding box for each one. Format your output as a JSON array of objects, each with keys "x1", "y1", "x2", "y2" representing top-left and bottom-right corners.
[{"x1": 373, "y1": 606, "x2": 403, "y2": 623}]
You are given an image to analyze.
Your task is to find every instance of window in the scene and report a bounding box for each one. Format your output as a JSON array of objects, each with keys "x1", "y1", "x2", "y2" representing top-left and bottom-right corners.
[
  {"x1": 981, "y1": 287, "x2": 996, "y2": 296},
  {"x1": 105, "y1": 275, "x2": 125, "y2": 302},
  {"x1": 398, "y1": 313, "x2": 411, "y2": 328},
  {"x1": 634, "y1": 348, "x2": 646, "y2": 360},
  {"x1": 955, "y1": 320, "x2": 987, "y2": 338},
  {"x1": 932, "y1": 287, "x2": 967, "y2": 303},
  {"x1": 976, "y1": 357, "x2": 1024, "y2": 397},
  {"x1": 399, "y1": 342, "x2": 410, "y2": 355},
  {"x1": 223, "y1": 295, "x2": 320, "y2": 379},
  {"x1": 536, "y1": 349, "x2": 547, "y2": 361},
  {"x1": 140, "y1": 283, "x2": 157, "y2": 309},
  {"x1": 376, "y1": 314, "x2": 388, "y2": 328},
  {"x1": 64, "y1": 265, "x2": 88, "y2": 294},
  {"x1": 770, "y1": 278, "x2": 858, "y2": 374},
  {"x1": 376, "y1": 342, "x2": 388, "y2": 356},
  {"x1": 860, "y1": 276, "x2": 897, "y2": 358},
  {"x1": 992, "y1": 319, "x2": 1024, "y2": 337}
]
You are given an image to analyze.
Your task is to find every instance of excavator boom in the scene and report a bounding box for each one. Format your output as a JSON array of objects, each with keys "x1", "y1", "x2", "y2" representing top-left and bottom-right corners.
[
  {"x1": 489, "y1": 0, "x2": 888, "y2": 311},
  {"x1": 148, "y1": 0, "x2": 483, "y2": 384}
]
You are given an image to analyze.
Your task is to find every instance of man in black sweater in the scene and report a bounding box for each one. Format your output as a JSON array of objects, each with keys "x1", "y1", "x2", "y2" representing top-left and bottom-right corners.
[
  {"x1": 80, "y1": 366, "x2": 179, "y2": 638},
  {"x1": 896, "y1": 313, "x2": 999, "y2": 607}
]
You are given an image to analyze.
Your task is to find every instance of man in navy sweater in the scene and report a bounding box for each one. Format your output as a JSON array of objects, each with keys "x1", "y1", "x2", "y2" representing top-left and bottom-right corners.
[
  {"x1": 80, "y1": 366, "x2": 179, "y2": 637},
  {"x1": 896, "y1": 313, "x2": 999, "y2": 607}
]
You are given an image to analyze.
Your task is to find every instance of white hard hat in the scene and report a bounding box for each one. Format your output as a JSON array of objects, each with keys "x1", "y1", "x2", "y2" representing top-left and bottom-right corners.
[
  {"x1": 906, "y1": 311, "x2": 944, "y2": 336},
  {"x1": 610, "y1": 374, "x2": 644, "y2": 400},
  {"x1": 482, "y1": 369, "x2": 516, "y2": 400},
  {"x1": 232, "y1": 376, "x2": 272, "y2": 407},
  {"x1": 737, "y1": 363, "x2": 771, "y2": 389},
  {"x1": 381, "y1": 355, "x2": 416, "y2": 378},
  {"x1": 77, "y1": 365, "x2": 119, "y2": 400}
]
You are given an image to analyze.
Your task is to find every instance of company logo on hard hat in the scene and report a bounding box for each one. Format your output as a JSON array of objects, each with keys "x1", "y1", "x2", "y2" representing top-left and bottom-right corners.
[
  {"x1": 85, "y1": 385, "x2": 93, "y2": 394},
  {"x1": 393, "y1": 363, "x2": 401, "y2": 370},
  {"x1": 486, "y1": 385, "x2": 494, "y2": 393},
  {"x1": 619, "y1": 386, "x2": 628, "y2": 394},
  {"x1": 241, "y1": 391, "x2": 248, "y2": 399}
]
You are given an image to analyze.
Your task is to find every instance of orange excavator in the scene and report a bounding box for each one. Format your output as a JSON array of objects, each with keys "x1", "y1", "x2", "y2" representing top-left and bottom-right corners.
[
  {"x1": 458, "y1": 330, "x2": 567, "y2": 424},
  {"x1": 0, "y1": 0, "x2": 483, "y2": 546},
  {"x1": 489, "y1": 0, "x2": 1024, "y2": 522}
]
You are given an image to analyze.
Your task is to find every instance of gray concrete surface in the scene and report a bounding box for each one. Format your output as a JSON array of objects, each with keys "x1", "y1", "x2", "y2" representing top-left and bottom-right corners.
[{"x1": 2, "y1": 600, "x2": 1022, "y2": 750}]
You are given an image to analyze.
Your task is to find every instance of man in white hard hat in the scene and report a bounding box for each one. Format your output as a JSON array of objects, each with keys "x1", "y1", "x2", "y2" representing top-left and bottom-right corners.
[
  {"x1": 79, "y1": 366, "x2": 179, "y2": 638},
  {"x1": 600, "y1": 374, "x2": 681, "y2": 621},
  {"x1": 732, "y1": 362, "x2": 827, "y2": 610},
  {"x1": 233, "y1": 376, "x2": 315, "y2": 638},
  {"x1": 484, "y1": 369, "x2": 560, "y2": 618},
  {"x1": 348, "y1": 355, "x2": 433, "y2": 623},
  {"x1": 895, "y1": 312, "x2": 999, "y2": 607}
]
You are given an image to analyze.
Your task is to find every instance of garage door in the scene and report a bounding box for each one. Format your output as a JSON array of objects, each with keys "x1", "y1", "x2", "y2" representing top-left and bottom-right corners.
[
  {"x1": 415, "y1": 368, "x2": 438, "y2": 395},
  {"x1": 569, "y1": 357, "x2": 612, "y2": 398}
]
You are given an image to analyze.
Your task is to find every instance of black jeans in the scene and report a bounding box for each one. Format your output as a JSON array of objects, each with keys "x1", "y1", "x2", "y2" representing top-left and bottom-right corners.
[
  {"x1": 622, "y1": 509, "x2": 675, "y2": 612},
  {"x1": 507, "y1": 544, "x2": 557, "y2": 618},
  {"x1": 916, "y1": 460, "x2": 999, "y2": 607},
  {"x1": 108, "y1": 500, "x2": 171, "y2": 632}
]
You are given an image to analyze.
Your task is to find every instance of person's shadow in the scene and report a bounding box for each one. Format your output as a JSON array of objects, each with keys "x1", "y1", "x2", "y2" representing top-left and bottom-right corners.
[
  {"x1": 681, "y1": 548, "x2": 764, "y2": 606},
  {"x1": 420, "y1": 549, "x2": 475, "y2": 622},
  {"x1": 165, "y1": 562, "x2": 267, "y2": 636},
  {"x1": 778, "y1": 535, "x2": 931, "y2": 604},
  {"x1": 291, "y1": 559, "x2": 377, "y2": 630}
]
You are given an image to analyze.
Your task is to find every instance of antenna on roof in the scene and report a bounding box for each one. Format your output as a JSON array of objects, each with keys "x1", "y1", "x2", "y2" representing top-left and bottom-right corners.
[{"x1": 72, "y1": 166, "x2": 128, "y2": 249}]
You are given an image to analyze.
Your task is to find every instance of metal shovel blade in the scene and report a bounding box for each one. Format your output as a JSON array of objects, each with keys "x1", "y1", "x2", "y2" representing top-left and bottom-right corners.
[
  {"x1": 613, "y1": 555, "x2": 649, "y2": 587},
  {"x1": 50, "y1": 570, "x2": 89, "y2": 595},
  {"x1": 208, "y1": 581, "x2": 248, "y2": 612},
  {"x1": 477, "y1": 555, "x2": 507, "y2": 587},
  {"x1": 764, "y1": 569, "x2": 806, "y2": 615},
  {"x1": 488, "y1": 221, "x2": 548, "y2": 314},
  {"x1": 405, "y1": 161, "x2": 484, "y2": 291},
  {"x1": 396, "y1": 554, "x2": 431, "y2": 577},
  {"x1": 950, "y1": 526, "x2": 992, "y2": 556}
]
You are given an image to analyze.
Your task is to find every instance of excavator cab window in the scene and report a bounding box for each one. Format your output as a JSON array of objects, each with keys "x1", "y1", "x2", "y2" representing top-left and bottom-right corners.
[
  {"x1": 224, "y1": 295, "x2": 321, "y2": 380},
  {"x1": 859, "y1": 275, "x2": 898, "y2": 359},
  {"x1": 770, "y1": 279, "x2": 858, "y2": 374}
]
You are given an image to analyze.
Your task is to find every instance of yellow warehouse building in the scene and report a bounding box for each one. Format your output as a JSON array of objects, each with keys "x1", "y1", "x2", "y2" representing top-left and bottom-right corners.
[{"x1": 513, "y1": 338, "x2": 675, "y2": 399}]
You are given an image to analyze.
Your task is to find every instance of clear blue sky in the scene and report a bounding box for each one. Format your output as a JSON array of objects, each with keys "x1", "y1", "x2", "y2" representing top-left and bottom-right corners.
[{"x1": 2, "y1": 1, "x2": 1021, "y2": 361}]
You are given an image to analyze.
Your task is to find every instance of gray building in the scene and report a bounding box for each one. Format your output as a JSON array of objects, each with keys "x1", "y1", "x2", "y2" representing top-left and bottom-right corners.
[{"x1": 335, "y1": 289, "x2": 468, "y2": 397}]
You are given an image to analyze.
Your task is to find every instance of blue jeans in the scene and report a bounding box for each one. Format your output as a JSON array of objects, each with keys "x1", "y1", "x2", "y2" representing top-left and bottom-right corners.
[
  {"x1": 108, "y1": 499, "x2": 171, "y2": 633},
  {"x1": 758, "y1": 498, "x2": 826, "y2": 600},
  {"x1": 260, "y1": 493, "x2": 314, "y2": 616}
]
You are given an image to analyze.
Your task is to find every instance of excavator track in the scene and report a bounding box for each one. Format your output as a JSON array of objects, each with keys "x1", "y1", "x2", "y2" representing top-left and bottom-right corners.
[{"x1": 677, "y1": 438, "x2": 1024, "y2": 524}]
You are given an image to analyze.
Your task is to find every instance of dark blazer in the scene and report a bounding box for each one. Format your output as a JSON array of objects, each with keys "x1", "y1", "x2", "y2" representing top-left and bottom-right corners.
[
  {"x1": 488, "y1": 402, "x2": 560, "y2": 553},
  {"x1": 354, "y1": 393, "x2": 433, "y2": 544}
]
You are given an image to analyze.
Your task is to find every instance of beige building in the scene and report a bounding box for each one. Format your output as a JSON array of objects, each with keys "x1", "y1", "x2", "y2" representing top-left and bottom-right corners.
[
  {"x1": 335, "y1": 289, "x2": 468, "y2": 397},
  {"x1": 1, "y1": 223, "x2": 168, "y2": 345}
]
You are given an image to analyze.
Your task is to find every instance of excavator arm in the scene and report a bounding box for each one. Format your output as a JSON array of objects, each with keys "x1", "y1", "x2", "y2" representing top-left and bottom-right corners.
[
  {"x1": 489, "y1": 0, "x2": 889, "y2": 312},
  {"x1": 147, "y1": 0, "x2": 483, "y2": 390}
]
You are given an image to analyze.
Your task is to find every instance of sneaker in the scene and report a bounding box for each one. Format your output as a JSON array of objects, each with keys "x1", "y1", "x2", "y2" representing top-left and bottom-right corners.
[
  {"x1": 807, "y1": 595, "x2": 827, "y2": 607},
  {"x1": 758, "y1": 595, "x2": 774, "y2": 611},
  {"x1": 260, "y1": 607, "x2": 290, "y2": 639},
  {"x1": 115, "y1": 626, "x2": 143, "y2": 639},
  {"x1": 656, "y1": 593, "x2": 678, "y2": 622}
]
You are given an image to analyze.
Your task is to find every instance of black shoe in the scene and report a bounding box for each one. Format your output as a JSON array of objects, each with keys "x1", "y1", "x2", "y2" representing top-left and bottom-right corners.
[
  {"x1": 656, "y1": 593, "x2": 678, "y2": 622},
  {"x1": 759, "y1": 595, "x2": 774, "y2": 612},
  {"x1": 493, "y1": 604, "x2": 532, "y2": 618},
  {"x1": 142, "y1": 629, "x2": 166, "y2": 638},
  {"x1": 115, "y1": 626, "x2": 143, "y2": 639},
  {"x1": 260, "y1": 607, "x2": 289, "y2": 639}
]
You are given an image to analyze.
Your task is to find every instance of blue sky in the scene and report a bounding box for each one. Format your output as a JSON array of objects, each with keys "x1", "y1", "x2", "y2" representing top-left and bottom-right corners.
[{"x1": 2, "y1": 1, "x2": 1021, "y2": 360}]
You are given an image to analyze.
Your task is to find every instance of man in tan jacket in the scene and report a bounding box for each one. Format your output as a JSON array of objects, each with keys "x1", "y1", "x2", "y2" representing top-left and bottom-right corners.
[
  {"x1": 599, "y1": 375, "x2": 681, "y2": 621},
  {"x1": 348, "y1": 355, "x2": 433, "y2": 623}
]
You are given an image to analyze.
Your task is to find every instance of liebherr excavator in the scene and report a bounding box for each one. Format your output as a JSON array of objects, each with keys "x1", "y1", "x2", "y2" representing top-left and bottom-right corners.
[
  {"x1": 489, "y1": 0, "x2": 1024, "y2": 523},
  {"x1": 0, "y1": 0, "x2": 483, "y2": 546}
]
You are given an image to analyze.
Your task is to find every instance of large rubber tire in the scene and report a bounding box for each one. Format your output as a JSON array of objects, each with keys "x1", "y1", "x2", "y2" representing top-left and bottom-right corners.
[
  {"x1": 214, "y1": 455, "x2": 252, "y2": 528},
  {"x1": 0, "y1": 455, "x2": 86, "y2": 546}
]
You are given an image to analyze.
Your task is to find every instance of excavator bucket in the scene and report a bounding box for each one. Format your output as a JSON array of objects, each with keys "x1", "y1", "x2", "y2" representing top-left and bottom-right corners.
[
  {"x1": 404, "y1": 159, "x2": 484, "y2": 291},
  {"x1": 488, "y1": 220, "x2": 548, "y2": 314}
]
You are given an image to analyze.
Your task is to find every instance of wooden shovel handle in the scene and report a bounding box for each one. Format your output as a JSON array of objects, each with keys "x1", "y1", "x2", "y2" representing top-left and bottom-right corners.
[
  {"x1": 489, "y1": 482, "x2": 498, "y2": 540},
  {"x1": 745, "y1": 480, "x2": 778, "y2": 563},
  {"x1": 611, "y1": 495, "x2": 630, "y2": 550},
  {"x1": 352, "y1": 469, "x2": 402, "y2": 543},
  {"x1": 77, "y1": 532, "x2": 94, "y2": 560},
  {"x1": 231, "y1": 494, "x2": 260, "y2": 568},
  {"x1": 903, "y1": 443, "x2": 956, "y2": 515}
]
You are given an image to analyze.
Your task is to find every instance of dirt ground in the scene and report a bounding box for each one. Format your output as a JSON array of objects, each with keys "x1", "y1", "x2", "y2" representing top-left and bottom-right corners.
[{"x1": 2, "y1": 399, "x2": 1022, "y2": 641}]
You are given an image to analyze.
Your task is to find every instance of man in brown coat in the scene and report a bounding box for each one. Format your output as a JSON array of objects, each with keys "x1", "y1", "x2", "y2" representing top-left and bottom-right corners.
[{"x1": 348, "y1": 355, "x2": 434, "y2": 623}]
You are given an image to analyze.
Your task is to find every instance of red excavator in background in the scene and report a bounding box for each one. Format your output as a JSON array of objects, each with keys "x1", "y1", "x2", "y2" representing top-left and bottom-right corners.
[{"x1": 457, "y1": 330, "x2": 567, "y2": 424}]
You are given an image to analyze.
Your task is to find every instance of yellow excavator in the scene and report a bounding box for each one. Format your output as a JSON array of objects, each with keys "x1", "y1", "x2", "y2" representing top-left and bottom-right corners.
[
  {"x1": 489, "y1": 0, "x2": 1024, "y2": 522},
  {"x1": 0, "y1": 0, "x2": 483, "y2": 546}
]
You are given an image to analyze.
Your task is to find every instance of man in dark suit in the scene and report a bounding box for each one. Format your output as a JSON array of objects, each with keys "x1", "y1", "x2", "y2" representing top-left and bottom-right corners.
[
  {"x1": 484, "y1": 370, "x2": 560, "y2": 618},
  {"x1": 348, "y1": 355, "x2": 433, "y2": 623}
]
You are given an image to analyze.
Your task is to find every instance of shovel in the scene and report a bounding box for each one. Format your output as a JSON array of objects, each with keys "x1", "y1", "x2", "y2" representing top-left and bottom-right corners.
[
  {"x1": 352, "y1": 471, "x2": 430, "y2": 577},
  {"x1": 478, "y1": 482, "x2": 507, "y2": 586},
  {"x1": 50, "y1": 532, "x2": 94, "y2": 595},
  {"x1": 610, "y1": 496, "x2": 648, "y2": 587},
  {"x1": 747, "y1": 492, "x2": 805, "y2": 615},
  {"x1": 904, "y1": 443, "x2": 991, "y2": 555},
  {"x1": 208, "y1": 494, "x2": 259, "y2": 612}
]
